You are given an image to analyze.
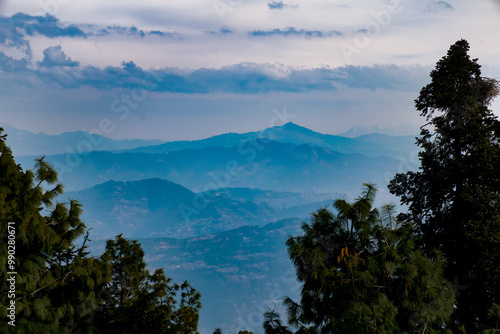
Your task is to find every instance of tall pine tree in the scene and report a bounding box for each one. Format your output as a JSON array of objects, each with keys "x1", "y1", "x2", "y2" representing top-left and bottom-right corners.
[
  {"x1": 389, "y1": 39, "x2": 500, "y2": 331},
  {"x1": 0, "y1": 128, "x2": 203, "y2": 333},
  {"x1": 0, "y1": 127, "x2": 109, "y2": 333},
  {"x1": 95, "y1": 234, "x2": 202, "y2": 334}
]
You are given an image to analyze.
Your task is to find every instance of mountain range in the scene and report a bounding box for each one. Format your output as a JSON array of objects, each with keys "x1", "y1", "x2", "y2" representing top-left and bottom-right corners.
[
  {"x1": 4, "y1": 121, "x2": 419, "y2": 334},
  {"x1": 16, "y1": 138, "x2": 406, "y2": 198},
  {"x1": 87, "y1": 218, "x2": 305, "y2": 334},
  {"x1": 126, "y1": 122, "x2": 416, "y2": 159},
  {"x1": 62, "y1": 178, "x2": 334, "y2": 240},
  {"x1": 0, "y1": 123, "x2": 164, "y2": 156},
  {"x1": 2, "y1": 122, "x2": 417, "y2": 158},
  {"x1": 337, "y1": 124, "x2": 420, "y2": 138}
]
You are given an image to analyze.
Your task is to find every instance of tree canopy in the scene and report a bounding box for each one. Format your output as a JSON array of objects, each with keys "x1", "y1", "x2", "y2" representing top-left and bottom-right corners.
[
  {"x1": 0, "y1": 128, "x2": 201, "y2": 333},
  {"x1": 273, "y1": 184, "x2": 454, "y2": 333},
  {"x1": 0, "y1": 128, "x2": 108, "y2": 333},
  {"x1": 95, "y1": 234, "x2": 201, "y2": 334},
  {"x1": 389, "y1": 39, "x2": 500, "y2": 331}
]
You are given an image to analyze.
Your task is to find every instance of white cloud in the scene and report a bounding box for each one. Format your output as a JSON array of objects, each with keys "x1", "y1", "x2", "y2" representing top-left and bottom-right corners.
[
  {"x1": 2, "y1": 0, "x2": 499, "y2": 69},
  {"x1": 1, "y1": 0, "x2": 500, "y2": 140},
  {"x1": 39, "y1": 45, "x2": 79, "y2": 67}
]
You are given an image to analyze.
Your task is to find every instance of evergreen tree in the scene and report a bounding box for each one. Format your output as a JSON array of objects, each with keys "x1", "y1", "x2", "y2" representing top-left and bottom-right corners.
[
  {"x1": 0, "y1": 128, "x2": 202, "y2": 333},
  {"x1": 389, "y1": 39, "x2": 500, "y2": 330},
  {"x1": 481, "y1": 303, "x2": 500, "y2": 334},
  {"x1": 263, "y1": 310, "x2": 292, "y2": 334},
  {"x1": 0, "y1": 127, "x2": 108, "y2": 333},
  {"x1": 95, "y1": 234, "x2": 201, "y2": 334},
  {"x1": 281, "y1": 184, "x2": 454, "y2": 333}
]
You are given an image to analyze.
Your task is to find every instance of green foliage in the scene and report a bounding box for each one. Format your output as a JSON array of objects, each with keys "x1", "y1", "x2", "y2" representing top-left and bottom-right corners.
[
  {"x1": 95, "y1": 234, "x2": 202, "y2": 334},
  {"x1": 264, "y1": 310, "x2": 292, "y2": 334},
  {"x1": 280, "y1": 184, "x2": 454, "y2": 333},
  {"x1": 0, "y1": 129, "x2": 202, "y2": 333},
  {"x1": 481, "y1": 303, "x2": 500, "y2": 333},
  {"x1": 0, "y1": 128, "x2": 108, "y2": 333},
  {"x1": 389, "y1": 39, "x2": 500, "y2": 331}
]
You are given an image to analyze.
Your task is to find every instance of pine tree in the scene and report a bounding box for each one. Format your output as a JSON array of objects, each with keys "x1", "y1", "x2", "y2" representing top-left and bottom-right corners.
[
  {"x1": 94, "y1": 234, "x2": 201, "y2": 334},
  {"x1": 0, "y1": 127, "x2": 108, "y2": 333},
  {"x1": 389, "y1": 39, "x2": 500, "y2": 331},
  {"x1": 281, "y1": 184, "x2": 454, "y2": 333},
  {"x1": 0, "y1": 127, "x2": 202, "y2": 333}
]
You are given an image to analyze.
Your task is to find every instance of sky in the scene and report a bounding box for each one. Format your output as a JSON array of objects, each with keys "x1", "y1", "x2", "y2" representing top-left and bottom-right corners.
[{"x1": 0, "y1": 0, "x2": 500, "y2": 140}]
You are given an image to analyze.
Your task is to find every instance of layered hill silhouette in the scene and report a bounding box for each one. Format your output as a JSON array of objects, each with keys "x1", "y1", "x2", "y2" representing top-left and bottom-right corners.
[
  {"x1": 11, "y1": 121, "x2": 419, "y2": 334},
  {"x1": 127, "y1": 122, "x2": 416, "y2": 159},
  {"x1": 87, "y1": 218, "x2": 304, "y2": 334},
  {"x1": 4, "y1": 122, "x2": 416, "y2": 158},
  {"x1": 63, "y1": 178, "x2": 333, "y2": 239},
  {"x1": 1, "y1": 123, "x2": 165, "y2": 156},
  {"x1": 18, "y1": 139, "x2": 404, "y2": 194}
]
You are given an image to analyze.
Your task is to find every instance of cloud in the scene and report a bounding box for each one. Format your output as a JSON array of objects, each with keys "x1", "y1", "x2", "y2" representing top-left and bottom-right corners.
[
  {"x1": 268, "y1": 1, "x2": 285, "y2": 9},
  {"x1": 11, "y1": 12, "x2": 86, "y2": 38},
  {"x1": 268, "y1": 1, "x2": 297, "y2": 10},
  {"x1": 334, "y1": 64, "x2": 430, "y2": 91},
  {"x1": 0, "y1": 13, "x2": 86, "y2": 59},
  {"x1": 207, "y1": 27, "x2": 234, "y2": 35},
  {"x1": 92, "y1": 25, "x2": 181, "y2": 39},
  {"x1": 0, "y1": 12, "x2": 181, "y2": 62},
  {"x1": 249, "y1": 27, "x2": 342, "y2": 38},
  {"x1": 0, "y1": 45, "x2": 429, "y2": 94},
  {"x1": 0, "y1": 52, "x2": 30, "y2": 73},
  {"x1": 39, "y1": 46, "x2": 80, "y2": 67},
  {"x1": 426, "y1": 1, "x2": 454, "y2": 11}
]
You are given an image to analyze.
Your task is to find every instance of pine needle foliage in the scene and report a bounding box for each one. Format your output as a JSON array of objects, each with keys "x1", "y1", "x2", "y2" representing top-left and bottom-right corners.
[
  {"x1": 389, "y1": 39, "x2": 500, "y2": 331},
  {"x1": 279, "y1": 184, "x2": 455, "y2": 333},
  {"x1": 0, "y1": 127, "x2": 109, "y2": 334},
  {"x1": 0, "y1": 129, "x2": 202, "y2": 333},
  {"x1": 94, "y1": 234, "x2": 202, "y2": 334}
]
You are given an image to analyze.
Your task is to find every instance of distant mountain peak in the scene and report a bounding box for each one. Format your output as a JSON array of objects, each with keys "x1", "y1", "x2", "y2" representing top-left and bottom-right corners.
[
  {"x1": 274, "y1": 122, "x2": 315, "y2": 133},
  {"x1": 338, "y1": 124, "x2": 419, "y2": 137},
  {"x1": 282, "y1": 121, "x2": 300, "y2": 128}
]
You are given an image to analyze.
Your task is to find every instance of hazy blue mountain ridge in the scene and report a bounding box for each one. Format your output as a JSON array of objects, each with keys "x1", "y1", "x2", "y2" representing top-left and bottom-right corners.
[
  {"x1": 4, "y1": 122, "x2": 417, "y2": 160},
  {"x1": 18, "y1": 140, "x2": 401, "y2": 195},
  {"x1": 204, "y1": 187, "x2": 337, "y2": 209},
  {"x1": 128, "y1": 122, "x2": 417, "y2": 159},
  {"x1": 63, "y1": 178, "x2": 334, "y2": 239},
  {"x1": 87, "y1": 217, "x2": 305, "y2": 334},
  {"x1": 1, "y1": 123, "x2": 165, "y2": 156},
  {"x1": 338, "y1": 124, "x2": 420, "y2": 137},
  {"x1": 7, "y1": 122, "x2": 419, "y2": 334}
]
